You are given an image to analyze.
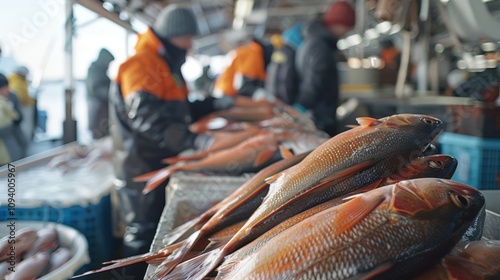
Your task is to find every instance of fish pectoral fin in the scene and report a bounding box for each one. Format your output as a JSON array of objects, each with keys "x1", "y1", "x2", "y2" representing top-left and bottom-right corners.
[
  {"x1": 356, "y1": 117, "x2": 381, "y2": 127},
  {"x1": 279, "y1": 145, "x2": 294, "y2": 159},
  {"x1": 333, "y1": 193, "x2": 385, "y2": 236},
  {"x1": 254, "y1": 147, "x2": 278, "y2": 167},
  {"x1": 357, "y1": 262, "x2": 393, "y2": 279},
  {"x1": 319, "y1": 161, "x2": 375, "y2": 184},
  {"x1": 342, "y1": 179, "x2": 384, "y2": 202}
]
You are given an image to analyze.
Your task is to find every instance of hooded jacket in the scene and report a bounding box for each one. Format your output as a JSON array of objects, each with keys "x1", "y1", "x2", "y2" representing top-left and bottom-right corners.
[{"x1": 295, "y1": 19, "x2": 341, "y2": 136}]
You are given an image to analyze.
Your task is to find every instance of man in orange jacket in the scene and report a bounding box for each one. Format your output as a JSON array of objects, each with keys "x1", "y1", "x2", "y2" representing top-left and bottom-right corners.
[
  {"x1": 109, "y1": 5, "x2": 253, "y2": 277},
  {"x1": 213, "y1": 36, "x2": 275, "y2": 101}
]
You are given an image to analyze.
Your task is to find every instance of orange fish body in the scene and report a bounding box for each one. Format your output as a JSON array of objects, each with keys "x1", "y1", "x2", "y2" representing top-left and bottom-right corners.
[{"x1": 216, "y1": 178, "x2": 484, "y2": 279}]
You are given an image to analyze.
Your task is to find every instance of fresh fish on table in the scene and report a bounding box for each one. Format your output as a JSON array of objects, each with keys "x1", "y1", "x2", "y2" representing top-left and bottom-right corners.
[
  {"x1": 154, "y1": 114, "x2": 444, "y2": 279},
  {"x1": 136, "y1": 129, "x2": 323, "y2": 194},
  {"x1": 413, "y1": 239, "x2": 500, "y2": 280},
  {"x1": 213, "y1": 178, "x2": 484, "y2": 280},
  {"x1": 190, "y1": 106, "x2": 275, "y2": 133},
  {"x1": 71, "y1": 152, "x2": 309, "y2": 278},
  {"x1": 170, "y1": 153, "x2": 459, "y2": 275},
  {"x1": 163, "y1": 129, "x2": 262, "y2": 164}
]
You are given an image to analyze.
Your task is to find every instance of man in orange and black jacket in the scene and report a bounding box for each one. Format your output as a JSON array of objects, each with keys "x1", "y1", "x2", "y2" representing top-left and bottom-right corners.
[
  {"x1": 109, "y1": 5, "x2": 247, "y2": 277},
  {"x1": 213, "y1": 37, "x2": 274, "y2": 101}
]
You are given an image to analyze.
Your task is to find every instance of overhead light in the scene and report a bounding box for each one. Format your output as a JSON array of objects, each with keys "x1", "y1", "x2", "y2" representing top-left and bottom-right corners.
[
  {"x1": 376, "y1": 21, "x2": 392, "y2": 34},
  {"x1": 364, "y1": 28, "x2": 379, "y2": 40},
  {"x1": 346, "y1": 34, "x2": 362, "y2": 46}
]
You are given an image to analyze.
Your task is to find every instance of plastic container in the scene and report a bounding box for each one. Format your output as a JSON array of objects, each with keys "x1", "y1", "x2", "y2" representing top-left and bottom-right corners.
[
  {"x1": 0, "y1": 141, "x2": 116, "y2": 269},
  {"x1": 0, "y1": 220, "x2": 89, "y2": 279},
  {"x1": 0, "y1": 195, "x2": 113, "y2": 269},
  {"x1": 439, "y1": 132, "x2": 500, "y2": 190}
]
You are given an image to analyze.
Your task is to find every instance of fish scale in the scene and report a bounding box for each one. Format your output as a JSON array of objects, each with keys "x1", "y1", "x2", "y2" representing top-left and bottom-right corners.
[
  {"x1": 249, "y1": 115, "x2": 442, "y2": 229},
  {"x1": 217, "y1": 179, "x2": 484, "y2": 280}
]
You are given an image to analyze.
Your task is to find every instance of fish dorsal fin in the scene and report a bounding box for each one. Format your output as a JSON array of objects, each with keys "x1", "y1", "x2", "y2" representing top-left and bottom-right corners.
[
  {"x1": 356, "y1": 117, "x2": 380, "y2": 127},
  {"x1": 279, "y1": 145, "x2": 294, "y2": 159}
]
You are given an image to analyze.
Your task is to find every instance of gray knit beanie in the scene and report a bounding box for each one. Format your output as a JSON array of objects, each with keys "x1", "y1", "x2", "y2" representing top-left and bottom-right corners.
[{"x1": 153, "y1": 5, "x2": 198, "y2": 39}]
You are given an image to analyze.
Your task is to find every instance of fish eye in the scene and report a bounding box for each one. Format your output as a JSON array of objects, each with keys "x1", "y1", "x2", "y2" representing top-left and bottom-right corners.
[
  {"x1": 429, "y1": 160, "x2": 443, "y2": 169},
  {"x1": 421, "y1": 118, "x2": 433, "y2": 125},
  {"x1": 451, "y1": 192, "x2": 470, "y2": 209}
]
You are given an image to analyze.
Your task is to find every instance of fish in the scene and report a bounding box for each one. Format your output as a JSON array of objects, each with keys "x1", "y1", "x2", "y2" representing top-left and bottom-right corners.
[
  {"x1": 413, "y1": 239, "x2": 500, "y2": 280},
  {"x1": 24, "y1": 227, "x2": 58, "y2": 257},
  {"x1": 163, "y1": 129, "x2": 262, "y2": 164},
  {"x1": 48, "y1": 247, "x2": 72, "y2": 272},
  {"x1": 168, "y1": 153, "x2": 459, "y2": 276},
  {"x1": 0, "y1": 228, "x2": 38, "y2": 262},
  {"x1": 71, "y1": 152, "x2": 309, "y2": 278},
  {"x1": 137, "y1": 129, "x2": 313, "y2": 194},
  {"x1": 190, "y1": 106, "x2": 275, "y2": 133},
  {"x1": 6, "y1": 251, "x2": 50, "y2": 280},
  {"x1": 156, "y1": 114, "x2": 444, "y2": 279},
  {"x1": 212, "y1": 178, "x2": 484, "y2": 280}
]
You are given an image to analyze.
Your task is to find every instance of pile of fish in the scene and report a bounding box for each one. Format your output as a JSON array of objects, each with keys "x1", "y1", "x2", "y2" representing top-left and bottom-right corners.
[
  {"x1": 75, "y1": 113, "x2": 499, "y2": 279},
  {"x1": 0, "y1": 227, "x2": 73, "y2": 279},
  {"x1": 135, "y1": 104, "x2": 331, "y2": 194}
]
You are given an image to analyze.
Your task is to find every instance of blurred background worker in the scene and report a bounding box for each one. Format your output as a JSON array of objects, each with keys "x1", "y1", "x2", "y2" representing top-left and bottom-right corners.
[
  {"x1": 212, "y1": 33, "x2": 275, "y2": 101},
  {"x1": 265, "y1": 22, "x2": 304, "y2": 105},
  {"x1": 295, "y1": 0, "x2": 356, "y2": 136},
  {"x1": 379, "y1": 39, "x2": 401, "y2": 70},
  {"x1": 109, "y1": 5, "x2": 254, "y2": 277},
  {"x1": 8, "y1": 66, "x2": 36, "y2": 141},
  {"x1": 0, "y1": 73, "x2": 27, "y2": 165},
  {"x1": 86, "y1": 48, "x2": 115, "y2": 140}
]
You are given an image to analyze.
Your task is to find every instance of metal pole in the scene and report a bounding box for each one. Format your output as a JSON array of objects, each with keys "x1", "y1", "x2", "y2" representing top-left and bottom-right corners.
[{"x1": 63, "y1": 0, "x2": 77, "y2": 144}]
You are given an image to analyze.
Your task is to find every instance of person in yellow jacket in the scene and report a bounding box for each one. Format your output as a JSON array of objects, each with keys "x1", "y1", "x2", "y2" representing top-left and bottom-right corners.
[
  {"x1": 213, "y1": 36, "x2": 275, "y2": 101},
  {"x1": 8, "y1": 66, "x2": 36, "y2": 141}
]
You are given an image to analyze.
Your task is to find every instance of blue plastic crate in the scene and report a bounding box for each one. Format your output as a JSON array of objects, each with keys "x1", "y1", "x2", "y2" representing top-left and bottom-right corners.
[
  {"x1": 439, "y1": 132, "x2": 500, "y2": 190},
  {"x1": 0, "y1": 194, "x2": 115, "y2": 270}
]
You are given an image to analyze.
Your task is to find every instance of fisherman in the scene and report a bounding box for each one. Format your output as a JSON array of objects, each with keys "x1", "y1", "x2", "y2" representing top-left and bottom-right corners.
[
  {"x1": 8, "y1": 66, "x2": 35, "y2": 141},
  {"x1": 86, "y1": 48, "x2": 114, "y2": 140},
  {"x1": 0, "y1": 73, "x2": 27, "y2": 165},
  {"x1": 109, "y1": 5, "x2": 258, "y2": 277},
  {"x1": 295, "y1": 0, "x2": 356, "y2": 136},
  {"x1": 265, "y1": 22, "x2": 304, "y2": 105},
  {"x1": 212, "y1": 31, "x2": 275, "y2": 101}
]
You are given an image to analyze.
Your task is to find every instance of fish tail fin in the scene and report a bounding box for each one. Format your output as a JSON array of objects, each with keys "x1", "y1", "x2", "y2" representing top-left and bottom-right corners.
[
  {"x1": 160, "y1": 248, "x2": 225, "y2": 280},
  {"x1": 203, "y1": 235, "x2": 232, "y2": 252},
  {"x1": 151, "y1": 230, "x2": 203, "y2": 277},
  {"x1": 162, "y1": 215, "x2": 204, "y2": 246},
  {"x1": 70, "y1": 249, "x2": 169, "y2": 278},
  {"x1": 142, "y1": 168, "x2": 176, "y2": 194},
  {"x1": 216, "y1": 254, "x2": 242, "y2": 280}
]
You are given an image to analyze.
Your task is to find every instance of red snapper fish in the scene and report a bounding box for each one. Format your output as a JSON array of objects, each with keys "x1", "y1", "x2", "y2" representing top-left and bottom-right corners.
[
  {"x1": 214, "y1": 178, "x2": 484, "y2": 280},
  {"x1": 157, "y1": 114, "x2": 444, "y2": 279}
]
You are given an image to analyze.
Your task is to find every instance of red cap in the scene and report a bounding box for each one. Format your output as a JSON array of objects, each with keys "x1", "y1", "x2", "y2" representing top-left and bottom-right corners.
[{"x1": 323, "y1": 1, "x2": 356, "y2": 28}]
